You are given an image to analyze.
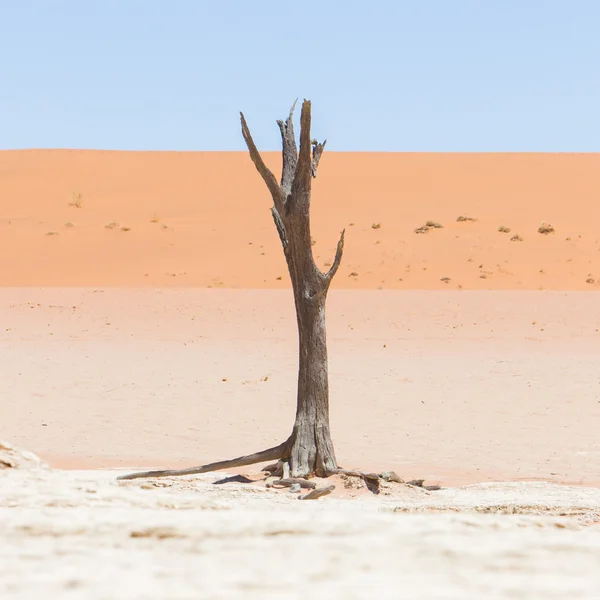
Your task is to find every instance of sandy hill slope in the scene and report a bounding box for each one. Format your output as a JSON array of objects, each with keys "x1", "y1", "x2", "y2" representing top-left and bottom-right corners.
[{"x1": 1, "y1": 150, "x2": 599, "y2": 289}]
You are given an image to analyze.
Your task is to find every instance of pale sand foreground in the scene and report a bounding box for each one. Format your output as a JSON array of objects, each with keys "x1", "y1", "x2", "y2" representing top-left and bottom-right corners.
[
  {"x1": 1, "y1": 288, "x2": 599, "y2": 485},
  {"x1": 2, "y1": 150, "x2": 600, "y2": 290},
  {"x1": 1, "y1": 464, "x2": 600, "y2": 600}
]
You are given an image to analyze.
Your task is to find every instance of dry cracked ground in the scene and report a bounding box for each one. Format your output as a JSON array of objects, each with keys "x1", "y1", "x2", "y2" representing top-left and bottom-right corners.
[{"x1": 1, "y1": 443, "x2": 600, "y2": 600}]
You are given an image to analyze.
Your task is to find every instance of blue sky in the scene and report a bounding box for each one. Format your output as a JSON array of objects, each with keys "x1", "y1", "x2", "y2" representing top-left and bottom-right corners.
[{"x1": 1, "y1": 1, "x2": 599, "y2": 151}]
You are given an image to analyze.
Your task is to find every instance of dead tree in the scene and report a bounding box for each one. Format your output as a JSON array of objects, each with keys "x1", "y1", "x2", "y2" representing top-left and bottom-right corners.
[{"x1": 118, "y1": 100, "x2": 345, "y2": 480}]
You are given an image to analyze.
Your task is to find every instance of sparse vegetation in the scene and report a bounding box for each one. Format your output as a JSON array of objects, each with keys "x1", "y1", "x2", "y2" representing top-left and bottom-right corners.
[
  {"x1": 371, "y1": 223, "x2": 381, "y2": 229},
  {"x1": 538, "y1": 222, "x2": 555, "y2": 235},
  {"x1": 121, "y1": 226, "x2": 131, "y2": 232},
  {"x1": 510, "y1": 234, "x2": 523, "y2": 242},
  {"x1": 415, "y1": 220, "x2": 444, "y2": 234},
  {"x1": 150, "y1": 215, "x2": 160, "y2": 223},
  {"x1": 440, "y1": 277, "x2": 451, "y2": 283},
  {"x1": 349, "y1": 271, "x2": 359, "y2": 277},
  {"x1": 64, "y1": 222, "x2": 74, "y2": 228},
  {"x1": 456, "y1": 215, "x2": 477, "y2": 222},
  {"x1": 498, "y1": 226, "x2": 511, "y2": 233},
  {"x1": 45, "y1": 231, "x2": 59, "y2": 236},
  {"x1": 586, "y1": 277, "x2": 595, "y2": 284},
  {"x1": 104, "y1": 222, "x2": 119, "y2": 229},
  {"x1": 69, "y1": 193, "x2": 83, "y2": 208}
]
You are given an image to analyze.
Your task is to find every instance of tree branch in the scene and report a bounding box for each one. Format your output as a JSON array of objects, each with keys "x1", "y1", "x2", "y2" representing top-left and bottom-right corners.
[
  {"x1": 277, "y1": 99, "x2": 298, "y2": 195},
  {"x1": 324, "y1": 229, "x2": 345, "y2": 281},
  {"x1": 271, "y1": 206, "x2": 289, "y2": 252},
  {"x1": 240, "y1": 112, "x2": 285, "y2": 209},
  {"x1": 311, "y1": 139, "x2": 327, "y2": 177},
  {"x1": 291, "y1": 100, "x2": 313, "y2": 199},
  {"x1": 116, "y1": 441, "x2": 287, "y2": 481}
]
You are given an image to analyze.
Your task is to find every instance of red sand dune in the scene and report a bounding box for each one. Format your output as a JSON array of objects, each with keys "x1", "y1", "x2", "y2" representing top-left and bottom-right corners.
[{"x1": 1, "y1": 150, "x2": 600, "y2": 289}]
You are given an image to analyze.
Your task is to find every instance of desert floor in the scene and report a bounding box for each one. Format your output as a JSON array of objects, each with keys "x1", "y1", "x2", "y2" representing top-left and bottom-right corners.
[{"x1": 1, "y1": 151, "x2": 600, "y2": 598}]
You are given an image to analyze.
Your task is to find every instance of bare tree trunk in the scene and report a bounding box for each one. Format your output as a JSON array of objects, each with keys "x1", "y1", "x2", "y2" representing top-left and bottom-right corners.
[
  {"x1": 118, "y1": 100, "x2": 345, "y2": 481},
  {"x1": 241, "y1": 100, "x2": 344, "y2": 477}
]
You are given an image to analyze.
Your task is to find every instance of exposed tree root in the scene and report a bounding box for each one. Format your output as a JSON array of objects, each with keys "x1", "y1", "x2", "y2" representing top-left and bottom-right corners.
[
  {"x1": 300, "y1": 485, "x2": 336, "y2": 500},
  {"x1": 116, "y1": 441, "x2": 287, "y2": 481},
  {"x1": 116, "y1": 443, "x2": 441, "y2": 498},
  {"x1": 267, "y1": 477, "x2": 317, "y2": 490}
]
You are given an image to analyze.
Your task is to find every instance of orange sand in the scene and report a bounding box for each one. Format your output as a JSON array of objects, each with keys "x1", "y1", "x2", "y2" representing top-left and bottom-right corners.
[{"x1": 1, "y1": 150, "x2": 600, "y2": 289}]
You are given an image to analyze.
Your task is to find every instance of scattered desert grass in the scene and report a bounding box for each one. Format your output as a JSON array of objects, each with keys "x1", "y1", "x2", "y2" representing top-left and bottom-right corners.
[
  {"x1": 349, "y1": 272, "x2": 359, "y2": 277},
  {"x1": 440, "y1": 277, "x2": 451, "y2": 283},
  {"x1": 45, "y1": 231, "x2": 59, "y2": 236},
  {"x1": 68, "y1": 192, "x2": 83, "y2": 208},
  {"x1": 538, "y1": 222, "x2": 555, "y2": 235},
  {"x1": 104, "y1": 222, "x2": 119, "y2": 230},
  {"x1": 64, "y1": 222, "x2": 74, "y2": 228},
  {"x1": 510, "y1": 234, "x2": 523, "y2": 242},
  {"x1": 456, "y1": 215, "x2": 477, "y2": 222},
  {"x1": 371, "y1": 223, "x2": 381, "y2": 229},
  {"x1": 498, "y1": 225, "x2": 511, "y2": 233}
]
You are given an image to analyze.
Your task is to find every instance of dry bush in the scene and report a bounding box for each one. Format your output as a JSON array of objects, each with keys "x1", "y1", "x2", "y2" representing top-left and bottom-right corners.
[
  {"x1": 538, "y1": 222, "x2": 555, "y2": 235},
  {"x1": 105, "y1": 222, "x2": 119, "y2": 229},
  {"x1": 415, "y1": 220, "x2": 444, "y2": 234},
  {"x1": 498, "y1": 225, "x2": 511, "y2": 233},
  {"x1": 69, "y1": 192, "x2": 83, "y2": 208},
  {"x1": 510, "y1": 234, "x2": 523, "y2": 242},
  {"x1": 371, "y1": 223, "x2": 381, "y2": 229},
  {"x1": 456, "y1": 215, "x2": 477, "y2": 222}
]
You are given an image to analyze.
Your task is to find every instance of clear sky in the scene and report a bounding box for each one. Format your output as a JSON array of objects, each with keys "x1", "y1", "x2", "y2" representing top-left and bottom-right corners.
[{"x1": 1, "y1": 1, "x2": 599, "y2": 151}]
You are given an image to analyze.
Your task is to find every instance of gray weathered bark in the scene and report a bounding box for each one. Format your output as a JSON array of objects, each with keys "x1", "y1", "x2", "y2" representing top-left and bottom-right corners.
[
  {"x1": 241, "y1": 99, "x2": 344, "y2": 477},
  {"x1": 118, "y1": 100, "x2": 345, "y2": 481}
]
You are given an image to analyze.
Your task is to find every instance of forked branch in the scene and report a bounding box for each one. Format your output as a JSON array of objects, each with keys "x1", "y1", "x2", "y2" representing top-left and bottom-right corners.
[
  {"x1": 277, "y1": 99, "x2": 298, "y2": 194},
  {"x1": 117, "y1": 440, "x2": 287, "y2": 481},
  {"x1": 324, "y1": 229, "x2": 345, "y2": 281},
  {"x1": 240, "y1": 112, "x2": 285, "y2": 209}
]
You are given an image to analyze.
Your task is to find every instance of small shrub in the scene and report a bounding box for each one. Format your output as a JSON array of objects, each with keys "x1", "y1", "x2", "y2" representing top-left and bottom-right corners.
[
  {"x1": 415, "y1": 221, "x2": 443, "y2": 234},
  {"x1": 46, "y1": 231, "x2": 59, "y2": 236},
  {"x1": 586, "y1": 277, "x2": 595, "y2": 284},
  {"x1": 348, "y1": 272, "x2": 358, "y2": 277},
  {"x1": 105, "y1": 222, "x2": 119, "y2": 229},
  {"x1": 498, "y1": 225, "x2": 511, "y2": 233},
  {"x1": 150, "y1": 215, "x2": 160, "y2": 223},
  {"x1": 440, "y1": 277, "x2": 451, "y2": 283},
  {"x1": 69, "y1": 193, "x2": 83, "y2": 208},
  {"x1": 538, "y1": 222, "x2": 555, "y2": 235},
  {"x1": 64, "y1": 222, "x2": 74, "y2": 228},
  {"x1": 510, "y1": 234, "x2": 523, "y2": 242},
  {"x1": 121, "y1": 226, "x2": 131, "y2": 232},
  {"x1": 371, "y1": 223, "x2": 381, "y2": 229},
  {"x1": 456, "y1": 215, "x2": 477, "y2": 222}
]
